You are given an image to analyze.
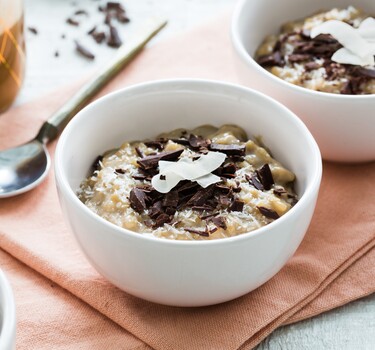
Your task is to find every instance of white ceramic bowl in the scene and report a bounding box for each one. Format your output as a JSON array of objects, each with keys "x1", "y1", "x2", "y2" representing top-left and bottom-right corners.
[
  {"x1": 231, "y1": 0, "x2": 375, "y2": 163},
  {"x1": 0, "y1": 270, "x2": 16, "y2": 350},
  {"x1": 55, "y1": 79, "x2": 322, "y2": 307}
]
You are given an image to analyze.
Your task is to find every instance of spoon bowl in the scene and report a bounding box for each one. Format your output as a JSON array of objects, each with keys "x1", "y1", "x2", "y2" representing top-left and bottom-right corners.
[{"x1": 0, "y1": 139, "x2": 49, "y2": 197}]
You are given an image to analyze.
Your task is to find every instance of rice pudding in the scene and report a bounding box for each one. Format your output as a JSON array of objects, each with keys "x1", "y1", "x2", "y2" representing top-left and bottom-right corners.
[{"x1": 78, "y1": 125, "x2": 298, "y2": 240}]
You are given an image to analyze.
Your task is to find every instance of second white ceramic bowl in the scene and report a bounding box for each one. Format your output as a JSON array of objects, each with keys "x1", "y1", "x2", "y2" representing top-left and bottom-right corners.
[
  {"x1": 231, "y1": 0, "x2": 375, "y2": 163},
  {"x1": 55, "y1": 79, "x2": 321, "y2": 306},
  {"x1": 0, "y1": 270, "x2": 16, "y2": 350}
]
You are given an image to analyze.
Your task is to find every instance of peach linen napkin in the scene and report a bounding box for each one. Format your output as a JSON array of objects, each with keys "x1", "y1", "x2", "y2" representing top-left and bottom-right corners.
[{"x1": 1, "y1": 13, "x2": 375, "y2": 350}]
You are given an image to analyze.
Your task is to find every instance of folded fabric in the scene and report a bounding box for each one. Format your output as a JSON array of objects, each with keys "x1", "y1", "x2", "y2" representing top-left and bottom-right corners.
[{"x1": 0, "y1": 13, "x2": 374, "y2": 350}]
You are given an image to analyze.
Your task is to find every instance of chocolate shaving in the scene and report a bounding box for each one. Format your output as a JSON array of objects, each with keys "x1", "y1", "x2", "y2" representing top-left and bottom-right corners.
[
  {"x1": 192, "y1": 205, "x2": 214, "y2": 212},
  {"x1": 132, "y1": 174, "x2": 149, "y2": 181},
  {"x1": 28, "y1": 27, "x2": 38, "y2": 35},
  {"x1": 154, "y1": 213, "x2": 172, "y2": 228},
  {"x1": 135, "y1": 147, "x2": 143, "y2": 158},
  {"x1": 257, "y1": 51, "x2": 284, "y2": 66},
  {"x1": 209, "y1": 143, "x2": 246, "y2": 156},
  {"x1": 129, "y1": 188, "x2": 148, "y2": 212},
  {"x1": 288, "y1": 54, "x2": 311, "y2": 63},
  {"x1": 248, "y1": 174, "x2": 264, "y2": 191},
  {"x1": 92, "y1": 155, "x2": 103, "y2": 172},
  {"x1": 352, "y1": 68, "x2": 375, "y2": 79},
  {"x1": 188, "y1": 134, "x2": 210, "y2": 149},
  {"x1": 74, "y1": 9, "x2": 89, "y2": 16},
  {"x1": 148, "y1": 201, "x2": 163, "y2": 219},
  {"x1": 211, "y1": 216, "x2": 227, "y2": 229},
  {"x1": 91, "y1": 31, "x2": 106, "y2": 44},
  {"x1": 186, "y1": 185, "x2": 215, "y2": 207},
  {"x1": 257, "y1": 206, "x2": 280, "y2": 220},
  {"x1": 256, "y1": 164, "x2": 274, "y2": 191},
  {"x1": 115, "y1": 168, "x2": 126, "y2": 174},
  {"x1": 107, "y1": 26, "x2": 122, "y2": 47},
  {"x1": 87, "y1": 26, "x2": 97, "y2": 35},
  {"x1": 66, "y1": 18, "x2": 79, "y2": 26},
  {"x1": 144, "y1": 141, "x2": 164, "y2": 150},
  {"x1": 117, "y1": 13, "x2": 130, "y2": 23},
  {"x1": 170, "y1": 138, "x2": 190, "y2": 146},
  {"x1": 201, "y1": 212, "x2": 220, "y2": 220},
  {"x1": 218, "y1": 194, "x2": 231, "y2": 207},
  {"x1": 74, "y1": 40, "x2": 95, "y2": 59},
  {"x1": 229, "y1": 200, "x2": 244, "y2": 212},
  {"x1": 304, "y1": 62, "x2": 320, "y2": 71},
  {"x1": 137, "y1": 149, "x2": 183, "y2": 170},
  {"x1": 162, "y1": 191, "x2": 179, "y2": 208},
  {"x1": 184, "y1": 228, "x2": 209, "y2": 237}
]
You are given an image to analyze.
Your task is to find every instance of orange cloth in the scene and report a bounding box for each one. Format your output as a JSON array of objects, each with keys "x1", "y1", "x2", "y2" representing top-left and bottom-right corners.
[{"x1": 0, "y1": 14, "x2": 374, "y2": 350}]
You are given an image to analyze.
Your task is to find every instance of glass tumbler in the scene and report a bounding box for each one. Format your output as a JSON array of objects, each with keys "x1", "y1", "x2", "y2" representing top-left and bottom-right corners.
[{"x1": 0, "y1": 0, "x2": 25, "y2": 113}]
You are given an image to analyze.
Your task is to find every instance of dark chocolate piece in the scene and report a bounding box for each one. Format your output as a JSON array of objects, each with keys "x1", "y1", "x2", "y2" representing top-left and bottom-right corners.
[
  {"x1": 256, "y1": 164, "x2": 274, "y2": 191},
  {"x1": 66, "y1": 18, "x2": 79, "y2": 26},
  {"x1": 257, "y1": 206, "x2": 280, "y2": 220},
  {"x1": 115, "y1": 168, "x2": 126, "y2": 174},
  {"x1": 304, "y1": 62, "x2": 320, "y2": 71},
  {"x1": 162, "y1": 191, "x2": 179, "y2": 208},
  {"x1": 107, "y1": 26, "x2": 122, "y2": 48},
  {"x1": 74, "y1": 40, "x2": 95, "y2": 59},
  {"x1": 186, "y1": 185, "x2": 215, "y2": 207},
  {"x1": 92, "y1": 155, "x2": 103, "y2": 172},
  {"x1": 135, "y1": 147, "x2": 143, "y2": 158},
  {"x1": 74, "y1": 9, "x2": 89, "y2": 16},
  {"x1": 129, "y1": 188, "x2": 147, "y2": 212},
  {"x1": 248, "y1": 174, "x2": 264, "y2": 191},
  {"x1": 148, "y1": 201, "x2": 163, "y2": 219},
  {"x1": 188, "y1": 134, "x2": 210, "y2": 149},
  {"x1": 184, "y1": 228, "x2": 209, "y2": 237},
  {"x1": 28, "y1": 27, "x2": 38, "y2": 35},
  {"x1": 218, "y1": 194, "x2": 231, "y2": 207},
  {"x1": 257, "y1": 51, "x2": 284, "y2": 66},
  {"x1": 229, "y1": 200, "x2": 244, "y2": 212},
  {"x1": 144, "y1": 141, "x2": 164, "y2": 150},
  {"x1": 209, "y1": 143, "x2": 245, "y2": 156},
  {"x1": 211, "y1": 216, "x2": 227, "y2": 229},
  {"x1": 154, "y1": 213, "x2": 172, "y2": 227},
  {"x1": 137, "y1": 149, "x2": 183, "y2": 170},
  {"x1": 288, "y1": 54, "x2": 311, "y2": 63}
]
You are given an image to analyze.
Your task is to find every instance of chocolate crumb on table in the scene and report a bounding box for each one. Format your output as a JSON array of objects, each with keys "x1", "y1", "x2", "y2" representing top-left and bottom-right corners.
[
  {"x1": 78, "y1": 125, "x2": 298, "y2": 240},
  {"x1": 74, "y1": 40, "x2": 95, "y2": 59}
]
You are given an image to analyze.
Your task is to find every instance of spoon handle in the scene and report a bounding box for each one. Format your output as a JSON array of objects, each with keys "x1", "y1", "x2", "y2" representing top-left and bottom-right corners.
[{"x1": 36, "y1": 17, "x2": 167, "y2": 144}]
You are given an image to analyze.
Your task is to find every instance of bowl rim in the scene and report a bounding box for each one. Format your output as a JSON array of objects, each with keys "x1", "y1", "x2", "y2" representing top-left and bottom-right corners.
[
  {"x1": 55, "y1": 78, "x2": 322, "y2": 247},
  {"x1": 231, "y1": 0, "x2": 375, "y2": 101},
  {"x1": 0, "y1": 269, "x2": 16, "y2": 350}
]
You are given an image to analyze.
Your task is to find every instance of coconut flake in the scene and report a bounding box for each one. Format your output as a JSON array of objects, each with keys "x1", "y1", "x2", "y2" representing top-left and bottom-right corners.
[
  {"x1": 152, "y1": 151, "x2": 226, "y2": 193},
  {"x1": 358, "y1": 17, "x2": 375, "y2": 42},
  {"x1": 310, "y1": 19, "x2": 375, "y2": 66}
]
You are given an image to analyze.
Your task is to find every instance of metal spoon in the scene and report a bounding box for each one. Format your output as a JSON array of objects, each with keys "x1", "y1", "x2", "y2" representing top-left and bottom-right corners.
[{"x1": 0, "y1": 17, "x2": 167, "y2": 198}]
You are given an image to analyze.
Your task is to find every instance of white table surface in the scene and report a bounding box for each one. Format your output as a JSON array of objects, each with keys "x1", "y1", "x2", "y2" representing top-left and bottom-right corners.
[{"x1": 14, "y1": 0, "x2": 375, "y2": 349}]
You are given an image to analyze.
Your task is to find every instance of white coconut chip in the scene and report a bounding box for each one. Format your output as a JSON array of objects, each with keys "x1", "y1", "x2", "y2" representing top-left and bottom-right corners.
[
  {"x1": 310, "y1": 19, "x2": 375, "y2": 66},
  {"x1": 152, "y1": 151, "x2": 226, "y2": 193},
  {"x1": 358, "y1": 17, "x2": 375, "y2": 42}
]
